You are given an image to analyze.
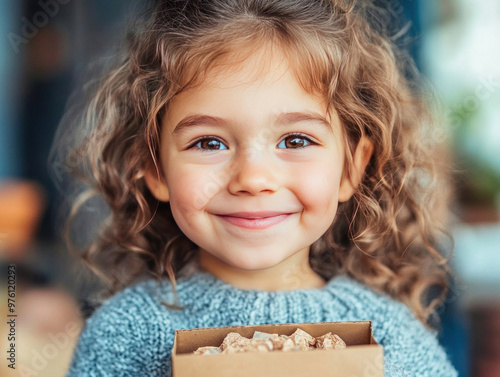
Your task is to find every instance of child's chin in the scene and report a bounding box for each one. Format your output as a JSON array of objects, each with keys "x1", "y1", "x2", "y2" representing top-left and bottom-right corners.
[{"x1": 223, "y1": 252, "x2": 290, "y2": 271}]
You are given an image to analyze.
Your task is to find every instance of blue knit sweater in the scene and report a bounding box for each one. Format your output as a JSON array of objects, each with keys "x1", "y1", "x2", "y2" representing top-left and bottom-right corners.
[{"x1": 66, "y1": 269, "x2": 458, "y2": 376}]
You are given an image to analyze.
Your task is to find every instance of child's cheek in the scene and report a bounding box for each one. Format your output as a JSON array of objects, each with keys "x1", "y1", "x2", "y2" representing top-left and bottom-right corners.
[
  {"x1": 167, "y1": 164, "x2": 224, "y2": 212},
  {"x1": 292, "y1": 160, "x2": 342, "y2": 219}
]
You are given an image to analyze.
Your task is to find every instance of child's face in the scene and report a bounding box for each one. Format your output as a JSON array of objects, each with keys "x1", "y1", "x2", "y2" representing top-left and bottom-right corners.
[{"x1": 146, "y1": 49, "x2": 362, "y2": 285}]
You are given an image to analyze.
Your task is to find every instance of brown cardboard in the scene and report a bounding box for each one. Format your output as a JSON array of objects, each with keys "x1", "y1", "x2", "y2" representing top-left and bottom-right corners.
[{"x1": 172, "y1": 321, "x2": 384, "y2": 377}]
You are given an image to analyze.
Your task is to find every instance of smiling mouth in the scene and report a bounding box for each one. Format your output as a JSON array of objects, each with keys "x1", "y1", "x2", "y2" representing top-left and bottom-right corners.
[{"x1": 215, "y1": 213, "x2": 293, "y2": 230}]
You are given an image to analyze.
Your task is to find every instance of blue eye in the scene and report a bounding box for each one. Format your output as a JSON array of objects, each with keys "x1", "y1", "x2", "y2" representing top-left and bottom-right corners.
[
  {"x1": 189, "y1": 137, "x2": 228, "y2": 151},
  {"x1": 277, "y1": 133, "x2": 316, "y2": 149}
]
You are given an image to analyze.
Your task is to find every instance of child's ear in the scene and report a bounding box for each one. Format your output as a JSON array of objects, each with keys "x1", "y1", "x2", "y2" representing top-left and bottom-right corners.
[
  {"x1": 338, "y1": 136, "x2": 374, "y2": 203},
  {"x1": 143, "y1": 168, "x2": 170, "y2": 202}
]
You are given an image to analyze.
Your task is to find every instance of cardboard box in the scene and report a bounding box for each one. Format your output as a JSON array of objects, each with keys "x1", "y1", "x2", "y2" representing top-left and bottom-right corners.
[{"x1": 172, "y1": 321, "x2": 384, "y2": 377}]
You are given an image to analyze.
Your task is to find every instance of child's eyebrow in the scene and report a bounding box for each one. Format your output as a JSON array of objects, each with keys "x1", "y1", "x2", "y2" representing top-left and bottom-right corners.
[
  {"x1": 171, "y1": 115, "x2": 226, "y2": 136},
  {"x1": 275, "y1": 112, "x2": 333, "y2": 133},
  {"x1": 171, "y1": 112, "x2": 332, "y2": 136}
]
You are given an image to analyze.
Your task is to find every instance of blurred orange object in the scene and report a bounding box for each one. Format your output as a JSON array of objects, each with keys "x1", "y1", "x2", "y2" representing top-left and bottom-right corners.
[{"x1": 0, "y1": 179, "x2": 46, "y2": 260}]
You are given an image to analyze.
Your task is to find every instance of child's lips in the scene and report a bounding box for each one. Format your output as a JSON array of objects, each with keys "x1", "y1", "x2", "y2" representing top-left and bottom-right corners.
[{"x1": 215, "y1": 212, "x2": 294, "y2": 230}]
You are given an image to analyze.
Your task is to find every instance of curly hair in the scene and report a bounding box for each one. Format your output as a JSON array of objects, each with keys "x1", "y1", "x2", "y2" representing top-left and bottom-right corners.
[{"x1": 52, "y1": 0, "x2": 454, "y2": 328}]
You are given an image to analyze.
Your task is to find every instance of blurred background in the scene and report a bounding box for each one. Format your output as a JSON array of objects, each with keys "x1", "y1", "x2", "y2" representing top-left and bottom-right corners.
[{"x1": 0, "y1": 0, "x2": 499, "y2": 376}]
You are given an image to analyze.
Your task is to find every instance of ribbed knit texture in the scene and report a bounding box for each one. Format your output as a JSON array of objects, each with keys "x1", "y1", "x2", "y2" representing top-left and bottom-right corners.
[{"x1": 66, "y1": 269, "x2": 458, "y2": 377}]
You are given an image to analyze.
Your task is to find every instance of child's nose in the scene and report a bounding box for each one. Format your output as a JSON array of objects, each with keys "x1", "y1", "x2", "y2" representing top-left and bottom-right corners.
[{"x1": 227, "y1": 147, "x2": 280, "y2": 196}]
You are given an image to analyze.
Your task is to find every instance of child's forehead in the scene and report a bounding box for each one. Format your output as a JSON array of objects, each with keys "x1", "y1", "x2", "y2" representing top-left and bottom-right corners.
[
  {"x1": 175, "y1": 40, "x2": 328, "y2": 106},
  {"x1": 195, "y1": 45, "x2": 290, "y2": 89},
  {"x1": 161, "y1": 45, "x2": 343, "y2": 139}
]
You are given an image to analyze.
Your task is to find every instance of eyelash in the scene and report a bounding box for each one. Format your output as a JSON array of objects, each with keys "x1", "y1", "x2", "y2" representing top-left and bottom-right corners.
[{"x1": 187, "y1": 133, "x2": 318, "y2": 151}]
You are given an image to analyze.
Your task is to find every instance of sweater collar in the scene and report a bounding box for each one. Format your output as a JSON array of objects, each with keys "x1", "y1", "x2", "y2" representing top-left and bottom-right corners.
[
  {"x1": 177, "y1": 267, "x2": 345, "y2": 296},
  {"x1": 159, "y1": 266, "x2": 378, "y2": 328}
]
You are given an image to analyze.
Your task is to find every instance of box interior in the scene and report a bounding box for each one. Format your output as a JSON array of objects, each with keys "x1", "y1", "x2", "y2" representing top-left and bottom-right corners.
[{"x1": 174, "y1": 321, "x2": 376, "y2": 354}]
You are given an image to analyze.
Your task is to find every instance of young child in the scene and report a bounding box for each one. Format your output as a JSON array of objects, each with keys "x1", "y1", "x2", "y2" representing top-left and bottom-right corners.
[{"x1": 57, "y1": 0, "x2": 458, "y2": 376}]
